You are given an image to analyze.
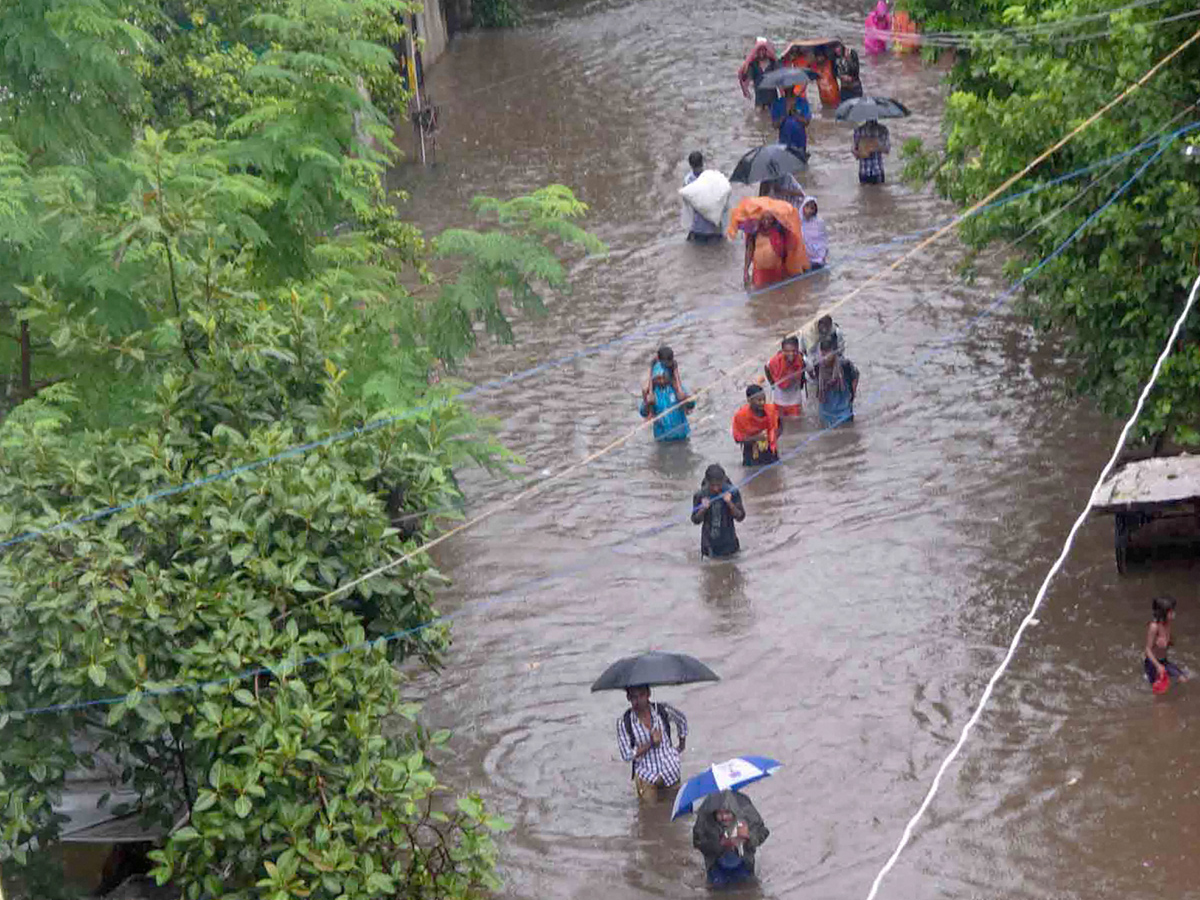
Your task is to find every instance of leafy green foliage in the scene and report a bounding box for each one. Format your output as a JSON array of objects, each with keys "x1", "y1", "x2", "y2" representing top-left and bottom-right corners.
[
  {"x1": 471, "y1": 0, "x2": 522, "y2": 29},
  {"x1": 900, "y1": 0, "x2": 1200, "y2": 443},
  {"x1": 432, "y1": 185, "x2": 606, "y2": 361},
  {"x1": 0, "y1": 0, "x2": 598, "y2": 895},
  {"x1": 0, "y1": 375, "x2": 508, "y2": 898}
]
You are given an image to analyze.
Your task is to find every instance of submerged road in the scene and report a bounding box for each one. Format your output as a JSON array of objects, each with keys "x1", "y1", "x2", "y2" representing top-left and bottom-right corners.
[{"x1": 392, "y1": 1, "x2": 1200, "y2": 896}]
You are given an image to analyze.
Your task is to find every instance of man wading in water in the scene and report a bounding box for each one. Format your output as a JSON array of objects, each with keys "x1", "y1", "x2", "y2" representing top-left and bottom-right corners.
[
  {"x1": 616, "y1": 686, "x2": 688, "y2": 801},
  {"x1": 692, "y1": 463, "x2": 745, "y2": 558},
  {"x1": 732, "y1": 384, "x2": 781, "y2": 465}
]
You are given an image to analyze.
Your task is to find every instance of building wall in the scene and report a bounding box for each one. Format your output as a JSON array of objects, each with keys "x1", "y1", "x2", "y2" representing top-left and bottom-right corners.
[{"x1": 416, "y1": 0, "x2": 452, "y2": 68}]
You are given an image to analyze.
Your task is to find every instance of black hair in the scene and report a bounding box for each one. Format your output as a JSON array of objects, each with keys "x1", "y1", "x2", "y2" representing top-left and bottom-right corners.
[
  {"x1": 782, "y1": 335, "x2": 800, "y2": 349},
  {"x1": 703, "y1": 463, "x2": 727, "y2": 486},
  {"x1": 654, "y1": 345, "x2": 676, "y2": 373},
  {"x1": 803, "y1": 197, "x2": 818, "y2": 215},
  {"x1": 688, "y1": 151, "x2": 704, "y2": 169},
  {"x1": 1152, "y1": 595, "x2": 1177, "y2": 623},
  {"x1": 746, "y1": 384, "x2": 765, "y2": 398},
  {"x1": 817, "y1": 314, "x2": 833, "y2": 330}
]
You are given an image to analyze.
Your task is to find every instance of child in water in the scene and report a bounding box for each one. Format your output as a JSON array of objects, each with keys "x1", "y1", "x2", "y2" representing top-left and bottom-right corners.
[
  {"x1": 640, "y1": 346, "x2": 693, "y2": 441},
  {"x1": 1145, "y1": 595, "x2": 1188, "y2": 691}
]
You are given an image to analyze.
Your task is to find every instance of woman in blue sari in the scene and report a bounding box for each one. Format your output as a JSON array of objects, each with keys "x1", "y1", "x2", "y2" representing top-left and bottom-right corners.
[
  {"x1": 815, "y1": 335, "x2": 859, "y2": 428},
  {"x1": 639, "y1": 360, "x2": 693, "y2": 441}
]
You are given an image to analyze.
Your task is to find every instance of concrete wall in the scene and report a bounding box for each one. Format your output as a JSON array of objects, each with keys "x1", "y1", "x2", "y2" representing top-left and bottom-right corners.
[{"x1": 416, "y1": 0, "x2": 452, "y2": 68}]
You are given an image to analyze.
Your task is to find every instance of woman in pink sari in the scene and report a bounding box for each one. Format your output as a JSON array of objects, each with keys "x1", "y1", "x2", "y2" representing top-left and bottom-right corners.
[{"x1": 864, "y1": 1, "x2": 891, "y2": 55}]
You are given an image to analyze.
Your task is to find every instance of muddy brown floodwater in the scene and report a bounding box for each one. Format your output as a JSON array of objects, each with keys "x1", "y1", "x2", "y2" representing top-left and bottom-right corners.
[{"x1": 389, "y1": 2, "x2": 1200, "y2": 898}]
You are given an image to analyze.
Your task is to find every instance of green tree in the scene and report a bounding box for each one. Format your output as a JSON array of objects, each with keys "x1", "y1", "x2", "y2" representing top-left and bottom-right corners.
[
  {"x1": 0, "y1": 0, "x2": 601, "y2": 896},
  {"x1": 900, "y1": 0, "x2": 1200, "y2": 443}
]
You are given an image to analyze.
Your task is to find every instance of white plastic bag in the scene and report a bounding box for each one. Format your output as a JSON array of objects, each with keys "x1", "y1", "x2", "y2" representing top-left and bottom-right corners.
[{"x1": 679, "y1": 170, "x2": 732, "y2": 228}]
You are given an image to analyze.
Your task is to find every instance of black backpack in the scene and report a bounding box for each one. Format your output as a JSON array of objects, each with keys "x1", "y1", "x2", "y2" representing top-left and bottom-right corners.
[{"x1": 622, "y1": 704, "x2": 672, "y2": 778}]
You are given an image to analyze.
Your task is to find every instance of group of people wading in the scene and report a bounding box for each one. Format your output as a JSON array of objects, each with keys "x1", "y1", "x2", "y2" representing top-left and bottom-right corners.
[
  {"x1": 681, "y1": 26, "x2": 900, "y2": 292},
  {"x1": 620, "y1": 13, "x2": 919, "y2": 888},
  {"x1": 638, "y1": 314, "x2": 858, "y2": 561}
]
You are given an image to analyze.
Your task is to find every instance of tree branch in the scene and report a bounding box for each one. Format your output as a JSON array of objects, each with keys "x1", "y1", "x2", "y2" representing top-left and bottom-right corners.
[
  {"x1": 165, "y1": 240, "x2": 200, "y2": 371},
  {"x1": 175, "y1": 730, "x2": 194, "y2": 818}
]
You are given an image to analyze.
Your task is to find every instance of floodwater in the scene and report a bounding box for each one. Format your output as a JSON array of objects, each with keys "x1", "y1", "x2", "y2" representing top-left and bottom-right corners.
[{"x1": 392, "y1": 2, "x2": 1200, "y2": 898}]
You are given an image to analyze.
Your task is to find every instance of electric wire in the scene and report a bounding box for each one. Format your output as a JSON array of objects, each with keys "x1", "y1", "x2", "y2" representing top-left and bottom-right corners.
[
  {"x1": 7, "y1": 29, "x2": 1195, "y2": 630},
  {"x1": 6, "y1": 118, "x2": 1196, "y2": 552},
  {"x1": 6, "y1": 97, "x2": 1188, "y2": 720},
  {"x1": 863, "y1": 143, "x2": 1200, "y2": 900}
]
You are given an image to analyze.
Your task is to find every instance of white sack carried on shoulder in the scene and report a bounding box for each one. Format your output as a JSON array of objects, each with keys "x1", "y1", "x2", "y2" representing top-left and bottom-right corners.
[{"x1": 679, "y1": 170, "x2": 732, "y2": 227}]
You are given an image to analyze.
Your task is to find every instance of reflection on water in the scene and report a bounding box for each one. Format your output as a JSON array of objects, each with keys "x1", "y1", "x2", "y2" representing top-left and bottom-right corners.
[
  {"x1": 698, "y1": 557, "x2": 751, "y2": 633},
  {"x1": 394, "y1": 1, "x2": 1200, "y2": 898}
]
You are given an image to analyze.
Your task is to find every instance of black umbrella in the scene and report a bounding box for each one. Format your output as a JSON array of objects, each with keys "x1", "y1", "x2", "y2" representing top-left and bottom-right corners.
[
  {"x1": 834, "y1": 96, "x2": 911, "y2": 123},
  {"x1": 729, "y1": 144, "x2": 807, "y2": 184},
  {"x1": 590, "y1": 651, "x2": 720, "y2": 692},
  {"x1": 757, "y1": 67, "x2": 820, "y2": 90}
]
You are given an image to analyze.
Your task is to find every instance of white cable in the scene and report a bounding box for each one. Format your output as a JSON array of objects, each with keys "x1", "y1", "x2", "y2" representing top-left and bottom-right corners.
[
  {"x1": 906, "y1": 7, "x2": 1200, "y2": 48},
  {"x1": 917, "y1": 0, "x2": 1174, "y2": 38},
  {"x1": 772, "y1": 5, "x2": 1200, "y2": 53},
  {"x1": 864, "y1": 270, "x2": 1200, "y2": 900}
]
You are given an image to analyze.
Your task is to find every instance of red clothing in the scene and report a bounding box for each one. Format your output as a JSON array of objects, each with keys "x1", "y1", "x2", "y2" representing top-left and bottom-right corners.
[
  {"x1": 766, "y1": 351, "x2": 805, "y2": 392},
  {"x1": 731, "y1": 402, "x2": 780, "y2": 453},
  {"x1": 767, "y1": 350, "x2": 806, "y2": 417},
  {"x1": 753, "y1": 266, "x2": 783, "y2": 289},
  {"x1": 751, "y1": 226, "x2": 790, "y2": 288},
  {"x1": 764, "y1": 225, "x2": 788, "y2": 258}
]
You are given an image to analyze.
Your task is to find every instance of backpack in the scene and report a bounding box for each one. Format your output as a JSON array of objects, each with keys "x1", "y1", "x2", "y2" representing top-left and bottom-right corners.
[{"x1": 622, "y1": 704, "x2": 672, "y2": 778}]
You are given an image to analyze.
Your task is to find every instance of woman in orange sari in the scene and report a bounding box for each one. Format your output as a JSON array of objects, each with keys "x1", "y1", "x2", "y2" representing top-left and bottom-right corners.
[
  {"x1": 742, "y1": 212, "x2": 789, "y2": 289},
  {"x1": 730, "y1": 197, "x2": 810, "y2": 290},
  {"x1": 812, "y1": 52, "x2": 840, "y2": 107}
]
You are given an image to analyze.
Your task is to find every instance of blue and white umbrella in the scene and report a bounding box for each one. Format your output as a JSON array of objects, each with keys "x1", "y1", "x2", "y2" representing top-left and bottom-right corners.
[{"x1": 670, "y1": 755, "x2": 782, "y2": 820}]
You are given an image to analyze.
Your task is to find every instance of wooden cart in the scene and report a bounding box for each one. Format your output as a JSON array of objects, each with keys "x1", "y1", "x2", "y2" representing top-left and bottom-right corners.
[{"x1": 1092, "y1": 454, "x2": 1200, "y2": 573}]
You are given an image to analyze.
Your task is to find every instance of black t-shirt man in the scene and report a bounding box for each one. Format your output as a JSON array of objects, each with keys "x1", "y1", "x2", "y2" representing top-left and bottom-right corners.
[{"x1": 691, "y1": 478, "x2": 745, "y2": 558}]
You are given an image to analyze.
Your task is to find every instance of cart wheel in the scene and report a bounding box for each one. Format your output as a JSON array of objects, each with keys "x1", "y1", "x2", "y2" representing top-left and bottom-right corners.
[{"x1": 1114, "y1": 513, "x2": 1130, "y2": 575}]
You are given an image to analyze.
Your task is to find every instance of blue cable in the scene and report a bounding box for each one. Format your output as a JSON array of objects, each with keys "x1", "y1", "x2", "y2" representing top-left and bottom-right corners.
[
  {"x1": 6, "y1": 127, "x2": 1176, "y2": 719},
  {"x1": 1, "y1": 121, "x2": 1195, "y2": 552}
]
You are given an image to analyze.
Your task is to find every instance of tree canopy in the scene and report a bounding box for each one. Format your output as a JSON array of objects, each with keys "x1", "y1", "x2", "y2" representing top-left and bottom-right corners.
[
  {"x1": 900, "y1": 0, "x2": 1200, "y2": 443},
  {"x1": 0, "y1": 0, "x2": 600, "y2": 896}
]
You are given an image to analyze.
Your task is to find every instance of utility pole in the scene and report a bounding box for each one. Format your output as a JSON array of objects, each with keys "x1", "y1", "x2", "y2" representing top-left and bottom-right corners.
[{"x1": 407, "y1": 19, "x2": 426, "y2": 166}]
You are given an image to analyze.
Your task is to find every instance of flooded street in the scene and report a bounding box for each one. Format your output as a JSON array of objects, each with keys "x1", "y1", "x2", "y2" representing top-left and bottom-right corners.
[{"x1": 392, "y1": 1, "x2": 1200, "y2": 897}]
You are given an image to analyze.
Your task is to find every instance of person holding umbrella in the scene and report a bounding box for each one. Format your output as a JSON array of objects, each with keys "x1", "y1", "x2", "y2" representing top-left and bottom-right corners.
[
  {"x1": 853, "y1": 117, "x2": 891, "y2": 184},
  {"x1": 671, "y1": 756, "x2": 780, "y2": 885},
  {"x1": 759, "y1": 66, "x2": 818, "y2": 126},
  {"x1": 617, "y1": 686, "x2": 689, "y2": 801},
  {"x1": 836, "y1": 96, "x2": 909, "y2": 185},
  {"x1": 692, "y1": 791, "x2": 770, "y2": 886},
  {"x1": 594, "y1": 651, "x2": 719, "y2": 801}
]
